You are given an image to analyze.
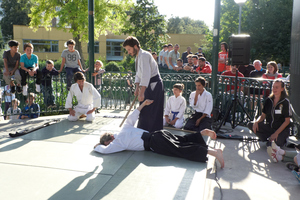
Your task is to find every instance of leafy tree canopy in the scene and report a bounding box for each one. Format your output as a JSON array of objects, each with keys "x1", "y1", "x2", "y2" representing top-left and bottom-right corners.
[
  {"x1": 29, "y1": 0, "x2": 133, "y2": 64},
  {"x1": 0, "y1": 0, "x2": 32, "y2": 40},
  {"x1": 122, "y1": 0, "x2": 168, "y2": 52},
  {"x1": 167, "y1": 16, "x2": 209, "y2": 35}
]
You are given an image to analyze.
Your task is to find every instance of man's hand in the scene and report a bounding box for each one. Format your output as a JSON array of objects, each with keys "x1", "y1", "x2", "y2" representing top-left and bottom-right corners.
[
  {"x1": 28, "y1": 70, "x2": 35, "y2": 76},
  {"x1": 143, "y1": 99, "x2": 153, "y2": 106},
  {"x1": 170, "y1": 118, "x2": 177, "y2": 125},
  {"x1": 134, "y1": 87, "x2": 139, "y2": 96},
  {"x1": 269, "y1": 132, "x2": 279, "y2": 142},
  {"x1": 69, "y1": 109, "x2": 75, "y2": 116},
  {"x1": 58, "y1": 69, "x2": 63, "y2": 73},
  {"x1": 138, "y1": 92, "x2": 145, "y2": 102}
]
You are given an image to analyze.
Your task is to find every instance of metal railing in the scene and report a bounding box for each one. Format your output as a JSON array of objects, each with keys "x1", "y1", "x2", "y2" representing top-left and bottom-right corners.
[{"x1": 0, "y1": 71, "x2": 291, "y2": 127}]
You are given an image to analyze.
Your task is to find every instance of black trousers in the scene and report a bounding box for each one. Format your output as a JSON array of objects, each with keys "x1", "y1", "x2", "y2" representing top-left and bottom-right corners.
[
  {"x1": 142, "y1": 130, "x2": 208, "y2": 162},
  {"x1": 184, "y1": 112, "x2": 212, "y2": 132},
  {"x1": 138, "y1": 75, "x2": 164, "y2": 132},
  {"x1": 248, "y1": 121, "x2": 290, "y2": 147},
  {"x1": 20, "y1": 68, "x2": 42, "y2": 86}
]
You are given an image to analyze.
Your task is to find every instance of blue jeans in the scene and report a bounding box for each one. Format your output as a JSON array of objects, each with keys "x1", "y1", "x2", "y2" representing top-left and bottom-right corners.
[
  {"x1": 41, "y1": 85, "x2": 55, "y2": 106},
  {"x1": 66, "y1": 67, "x2": 81, "y2": 90}
]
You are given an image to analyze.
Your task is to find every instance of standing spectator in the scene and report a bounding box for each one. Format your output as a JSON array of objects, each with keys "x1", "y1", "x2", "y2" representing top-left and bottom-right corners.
[
  {"x1": 221, "y1": 65, "x2": 244, "y2": 93},
  {"x1": 168, "y1": 44, "x2": 180, "y2": 70},
  {"x1": 184, "y1": 76, "x2": 213, "y2": 132},
  {"x1": 7, "y1": 98, "x2": 21, "y2": 120},
  {"x1": 58, "y1": 39, "x2": 86, "y2": 90},
  {"x1": 181, "y1": 46, "x2": 193, "y2": 64},
  {"x1": 152, "y1": 52, "x2": 158, "y2": 63},
  {"x1": 238, "y1": 64, "x2": 255, "y2": 77},
  {"x1": 2, "y1": 84, "x2": 15, "y2": 119},
  {"x1": 195, "y1": 47, "x2": 206, "y2": 58},
  {"x1": 196, "y1": 57, "x2": 212, "y2": 74},
  {"x1": 2, "y1": 40, "x2": 22, "y2": 94},
  {"x1": 20, "y1": 43, "x2": 42, "y2": 96},
  {"x1": 218, "y1": 42, "x2": 229, "y2": 73},
  {"x1": 65, "y1": 72, "x2": 101, "y2": 122},
  {"x1": 123, "y1": 36, "x2": 164, "y2": 132},
  {"x1": 159, "y1": 44, "x2": 168, "y2": 68},
  {"x1": 19, "y1": 93, "x2": 40, "y2": 119},
  {"x1": 164, "y1": 83, "x2": 186, "y2": 129},
  {"x1": 41, "y1": 60, "x2": 59, "y2": 108},
  {"x1": 92, "y1": 60, "x2": 106, "y2": 94},
  {"x1": 163, "y1": 44, "x2": 173, "y2": 69}
]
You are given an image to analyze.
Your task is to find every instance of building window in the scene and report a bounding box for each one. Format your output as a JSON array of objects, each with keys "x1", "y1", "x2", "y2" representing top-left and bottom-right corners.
[
  {"x1": 87, "y1": 41, "x2": 100, "y2": 53},
  {"x1": 23, "y1": 40, "x2": 59, "y2": 52},
  {"x1": 106, "y1": 39, "x2": 124, "y2": 61}
]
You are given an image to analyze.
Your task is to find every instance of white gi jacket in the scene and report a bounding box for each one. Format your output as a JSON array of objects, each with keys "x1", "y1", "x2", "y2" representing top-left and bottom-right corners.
[
  {"x1": 135, "y1": 48, "x2": 159, "y2": 87},
  {"x1": 164, "y1": 95, "x2": 186, "y2": 120},
  {"x1": 65, "y1": 82, "x2": 101, "y2": 112},
  {"x1": 189, "y1": 89, "x2": 213, "y2": 118},
  {"x1": 94, "y1": 109, "x2": 146, "y2": 154}
]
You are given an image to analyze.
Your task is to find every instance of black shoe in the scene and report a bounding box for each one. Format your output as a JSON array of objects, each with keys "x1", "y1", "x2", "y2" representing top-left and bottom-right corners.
[
  {"x1": 11, "y1": 86, "x2": 16, "y2": 93},
  {"x1": 286, "y1": 162, "x2": 299, "y2": 171},
  {"x1": 16, "y1": 86, "x2": 22, "y2": 94}
]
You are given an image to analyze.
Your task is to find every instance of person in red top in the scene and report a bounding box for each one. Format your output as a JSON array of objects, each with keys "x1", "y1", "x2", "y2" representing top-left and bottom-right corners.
[
  {"x1": 262, "y1": 61, "x2": 283, "y2": 80},
  {"x1": 218, "y1": 42, "x2": 229, "y2": 73},
  {"x1": 221, "y1": 65, "x2": 244, "y2": 93},
  {"x1": 262, "y1": 61, "x2": 282, "y2": 97},
  {"x1": 196, "y1": 57, "x2": 212, "y2": 74}
]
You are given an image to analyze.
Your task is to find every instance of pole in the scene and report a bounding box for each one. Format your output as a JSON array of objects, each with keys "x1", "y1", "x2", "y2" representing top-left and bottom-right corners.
[
  {"x1": 238, "y1": 4, "x2": 242, "y2": 34},
  {"x1": 88, "y1": 0, "x2": 94, "y2": 84},
  {"x1": 211, "y1": 0, "x2": 221, "y2": 104}
]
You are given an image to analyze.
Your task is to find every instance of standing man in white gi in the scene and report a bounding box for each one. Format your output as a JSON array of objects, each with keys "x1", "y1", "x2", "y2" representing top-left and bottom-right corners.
[
  {"x1": 65, "y1": 72, "x2": 101, "y2": 122},
  {"x1": 123, "y1": 36, "x2": 164, "y2": 132}
]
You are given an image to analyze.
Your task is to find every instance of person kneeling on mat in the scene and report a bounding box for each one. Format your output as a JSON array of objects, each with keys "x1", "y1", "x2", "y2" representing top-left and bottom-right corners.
[{"x1": 94, "y1": 99, "x2": 224, "y2": 168}]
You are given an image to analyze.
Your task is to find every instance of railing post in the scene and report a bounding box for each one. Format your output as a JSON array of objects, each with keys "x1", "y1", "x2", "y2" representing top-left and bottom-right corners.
[{"x1": 212, "y1": 0, "x2": 221, "y2": 104}]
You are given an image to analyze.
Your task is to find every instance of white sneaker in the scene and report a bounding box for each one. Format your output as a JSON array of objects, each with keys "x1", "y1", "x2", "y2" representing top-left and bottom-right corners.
[
  {"x1": 271, "y1": 141, "x2": 285, "y2": 155},
  {"x1": 36, "y1": 84, "x2": 41, "y2": 93},
  {"x1": 23, "y1": 85, "x2": 28, "y2": 96}
]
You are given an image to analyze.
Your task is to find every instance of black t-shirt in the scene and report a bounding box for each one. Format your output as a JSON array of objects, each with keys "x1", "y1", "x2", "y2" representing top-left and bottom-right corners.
[
  {"x1": 249, "y1": 69, "x2": 266, "y2": 78},
  {"x1": 238, "y1": 65, "x2": 255, "y2": 77},
  {"x1": 262, "y1": 97, "x2": 291, "y2": 130}
]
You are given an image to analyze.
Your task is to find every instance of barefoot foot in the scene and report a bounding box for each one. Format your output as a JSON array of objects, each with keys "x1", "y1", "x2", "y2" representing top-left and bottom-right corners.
[{"x1": 216, "y1": 149, "x2": 225, "y2": 169}]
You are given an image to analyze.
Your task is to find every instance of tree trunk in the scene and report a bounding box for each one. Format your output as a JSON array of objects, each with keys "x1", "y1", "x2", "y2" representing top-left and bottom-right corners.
[{"x1": 74, "y1": 34, "x2": 86, "y2": 69}]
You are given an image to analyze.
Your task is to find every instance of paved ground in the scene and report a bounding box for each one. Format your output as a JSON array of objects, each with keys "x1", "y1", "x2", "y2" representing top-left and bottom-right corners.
[{"x1": 0, "y1": 110, "x2": 299, "y2": 200}]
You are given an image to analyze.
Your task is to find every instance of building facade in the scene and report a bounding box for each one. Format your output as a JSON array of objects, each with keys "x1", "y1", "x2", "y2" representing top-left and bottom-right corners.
[{"x1": 13, "y1": 25, "x2": 205, "y2": 61}]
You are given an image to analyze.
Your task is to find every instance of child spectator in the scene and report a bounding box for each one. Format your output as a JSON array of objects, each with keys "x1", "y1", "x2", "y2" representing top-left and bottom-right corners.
[
  {"x1": 20, "y1": 43, "x2": 42, "y2": 96},
  {"x1": 19, "y1": 93, "x2": 40, "y2": 119},
  {"x1": 41, "y1": 60, "x2": 59, "y2": 108},
  {"x1": 2, "y1": 40, "x2": 22, "y2": 93},
  {"x1": 59, "y1": 39, "x2": 86, "y2": 90},
  {"x1": 92, "y1": 60, "x2": 106, "y2": 93},
  {"x1": 164, "y1": 83, "x2": 186, "y2": 129},
  {"x1": 7, "y1": 98, "x2": 21, "y2": 120},
  {"x1": 2, "y1": 84, "x2": 15, "y2": 119}
]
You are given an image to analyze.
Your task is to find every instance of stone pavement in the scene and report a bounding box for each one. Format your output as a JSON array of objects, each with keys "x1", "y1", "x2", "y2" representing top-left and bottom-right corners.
[{"x1": 0, "y1": 111, "x2": 299, "y2": 200}]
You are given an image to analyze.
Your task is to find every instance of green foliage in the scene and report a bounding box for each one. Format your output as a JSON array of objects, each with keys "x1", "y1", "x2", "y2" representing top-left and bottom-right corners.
[
  {"x1": 0, "y1": 0, "x2": 32, "y2": 40},
  {"x1": 167, "y1": 16, "x2": 209, "y2": 34},
  {"x1": 0, "y1": 48, "x2": 5, "y2": 67},
  {"x1": 105, "y1": 61, "x2": 124, "y2": 72},
  {"x1": 119, "y1": 56, "x2": 135, "y2": 72},
  {"x1": 29, "y1": 0, "x2": 133, "y2": 62},
  {"x1": 122, "y1": 0, "x2": 169, "y2": 52}
]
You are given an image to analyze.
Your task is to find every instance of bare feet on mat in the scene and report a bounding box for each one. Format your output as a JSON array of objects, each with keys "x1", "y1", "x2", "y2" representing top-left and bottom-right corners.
[
  {"x1": 201, "y1": 129, "x2": 217, "y2": 140},
  {"x1": 79, "y1": 114, "x2": 86, "y2": 118},
  {"x1": 216, "y1": 149, "x2": 225, "y2": 169}
]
